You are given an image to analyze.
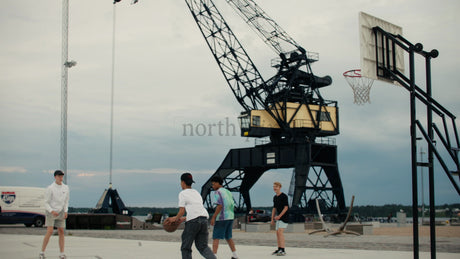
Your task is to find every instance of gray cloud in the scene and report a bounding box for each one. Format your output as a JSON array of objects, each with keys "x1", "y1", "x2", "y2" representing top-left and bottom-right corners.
[{"x1": 0, "y1": 0, "x2": 459, "y2": 208}]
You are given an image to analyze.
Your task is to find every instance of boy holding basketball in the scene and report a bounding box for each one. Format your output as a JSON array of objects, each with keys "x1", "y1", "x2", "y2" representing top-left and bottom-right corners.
[{"x1": 168, "y1": 172, "x2": 216, "y2": 259}]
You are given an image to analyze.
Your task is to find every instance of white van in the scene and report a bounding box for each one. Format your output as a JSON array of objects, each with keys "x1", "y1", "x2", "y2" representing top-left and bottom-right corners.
[{"x1": 0, "y1": 186, "x2": 46, "y2": 227}]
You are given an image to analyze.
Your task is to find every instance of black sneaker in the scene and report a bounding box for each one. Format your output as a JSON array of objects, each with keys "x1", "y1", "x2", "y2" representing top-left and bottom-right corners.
[
  {"x1": 272, "y1": 249, "x2": 280, "y2": 255},
  {"x1": 276, "y1": 251, "x2": 286, "y2": 256}
]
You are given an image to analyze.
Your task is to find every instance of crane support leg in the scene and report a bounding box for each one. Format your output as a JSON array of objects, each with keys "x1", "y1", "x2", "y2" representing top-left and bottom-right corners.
[
  {"x1": 292, "y1": 143, "x2": 310, "y2": 208},
  {"x1": 201, "y1": 141, "x2": 346, "y2": 217}
]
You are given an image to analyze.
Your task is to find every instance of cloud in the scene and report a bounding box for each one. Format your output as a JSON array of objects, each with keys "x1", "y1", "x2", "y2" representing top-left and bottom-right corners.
[
  {"x1": 70, "y1": 168, "x2": 214, "y2": 178},
  {"x1": 0, "y1": 0, "x2": 459, "y2": 207},
  {"x1": 76, "y1": 173, "x2": 96, "y2": 177},
  {"x1": 0, "y1": 167, "x2": 27, "y2": 174},
  {"x1": 114, "y1": 168, "x2": 213, "y2": 175}
]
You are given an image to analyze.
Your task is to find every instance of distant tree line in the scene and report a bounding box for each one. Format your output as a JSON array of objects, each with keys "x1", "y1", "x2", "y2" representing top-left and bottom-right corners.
[
  {"x1": 352, "y1": 203, "x2": 460, "y2": 218},
  {"x1": 69, "y1": 203, "x2": 460, "y2": 218}
]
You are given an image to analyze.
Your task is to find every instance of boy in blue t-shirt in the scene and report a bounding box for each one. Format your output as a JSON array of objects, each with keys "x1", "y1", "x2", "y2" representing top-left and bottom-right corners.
[{"x1": 210, "y1": 176, "x2": 239, "y2": 259}]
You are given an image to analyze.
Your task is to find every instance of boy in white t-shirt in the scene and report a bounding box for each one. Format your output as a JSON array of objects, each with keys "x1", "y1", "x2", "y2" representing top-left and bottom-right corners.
[
  {"x1": 40, "y1": 170, "x2": 70, "y2": 259},
  {"x1": 168, "y1": 173, "x2": 216, "y2": 259}
]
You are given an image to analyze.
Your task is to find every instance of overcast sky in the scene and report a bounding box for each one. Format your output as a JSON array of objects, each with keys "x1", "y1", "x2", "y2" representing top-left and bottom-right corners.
[{"x1": 1, "y1": 0, "x2": 459, "y2": 209}]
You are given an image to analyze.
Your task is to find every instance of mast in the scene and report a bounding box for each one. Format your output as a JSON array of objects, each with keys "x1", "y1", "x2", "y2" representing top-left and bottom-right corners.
[{"x1": 60, "y1": 0, "x2": 76, "y2": 183}]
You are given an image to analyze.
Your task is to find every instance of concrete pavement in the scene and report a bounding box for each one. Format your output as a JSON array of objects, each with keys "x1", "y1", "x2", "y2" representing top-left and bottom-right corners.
[{"x1": 1, "y1": 234, "x2": 458, "y2": 259}]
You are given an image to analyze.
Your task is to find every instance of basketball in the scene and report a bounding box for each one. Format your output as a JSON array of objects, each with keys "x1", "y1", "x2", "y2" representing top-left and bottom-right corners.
[{"x1": 163, "y1": 218, "x2": 180, "y2": 233}]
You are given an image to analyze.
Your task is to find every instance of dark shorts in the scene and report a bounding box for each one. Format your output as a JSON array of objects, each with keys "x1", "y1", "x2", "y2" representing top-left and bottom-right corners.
[{"x1": 212, "y1": 219, "x2": 233, "y2": 240}]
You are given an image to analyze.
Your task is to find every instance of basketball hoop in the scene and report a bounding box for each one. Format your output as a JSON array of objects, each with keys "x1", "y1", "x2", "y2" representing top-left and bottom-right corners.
[{"x1": 343, "y1": 69, "x2": 374, "y2": 105}]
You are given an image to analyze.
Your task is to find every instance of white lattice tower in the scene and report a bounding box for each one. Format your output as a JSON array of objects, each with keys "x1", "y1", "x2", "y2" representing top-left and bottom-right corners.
[{"x1": 60, "y1": 0, "x2": 76, "y2": 183}]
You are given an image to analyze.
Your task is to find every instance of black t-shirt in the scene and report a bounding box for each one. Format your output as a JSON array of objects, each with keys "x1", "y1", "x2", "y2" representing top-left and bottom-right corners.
[{"x1": 273, "y1": 192, "x2": 289, "y2": 223}]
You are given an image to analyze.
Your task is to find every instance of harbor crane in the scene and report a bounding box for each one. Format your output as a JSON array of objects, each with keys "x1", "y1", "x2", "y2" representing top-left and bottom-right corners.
[{"x1": 185, "y1": 0, "x2": 346, "y2": 217}]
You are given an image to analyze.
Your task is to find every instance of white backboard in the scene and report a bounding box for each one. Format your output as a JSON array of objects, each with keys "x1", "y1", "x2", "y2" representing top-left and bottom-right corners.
[{"x1": 359, "y1": 12, "x2": 404, "y2": 84}]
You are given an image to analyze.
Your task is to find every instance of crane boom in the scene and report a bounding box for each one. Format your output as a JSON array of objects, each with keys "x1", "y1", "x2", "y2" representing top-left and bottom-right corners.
[
  {"x1": 224, "y1": 0, "x2": 319, "y2": 63},
  {"x1": 224, "y1": 0, "x2": 299, "y2": 55},
  {"x1": 185, "y1": 0, "x2": 267, "y2": 112}
]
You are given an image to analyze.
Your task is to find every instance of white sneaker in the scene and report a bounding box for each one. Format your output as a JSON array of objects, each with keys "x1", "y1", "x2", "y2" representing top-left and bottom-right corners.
[
  {"x1": 39, "y1": 252, "x2": 45, "y2": 259},
  {"x1": 59, "y1": 254, "x2": 66, "y2": 259}
]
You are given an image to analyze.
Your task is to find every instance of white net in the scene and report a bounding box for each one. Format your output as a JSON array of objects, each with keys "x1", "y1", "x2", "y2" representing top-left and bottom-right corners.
[{"x1": 343, "y1": 70, "x2": 374, "y2": 105}]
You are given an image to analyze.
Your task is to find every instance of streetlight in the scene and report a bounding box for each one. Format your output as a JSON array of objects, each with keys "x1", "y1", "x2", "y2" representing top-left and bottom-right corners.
[
  {"x1": 60, "y1": 0, "x2": 76, "y2": 184},
  {"x1": 64, "y1": 60, "x2": 77, "y2": 68}
]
